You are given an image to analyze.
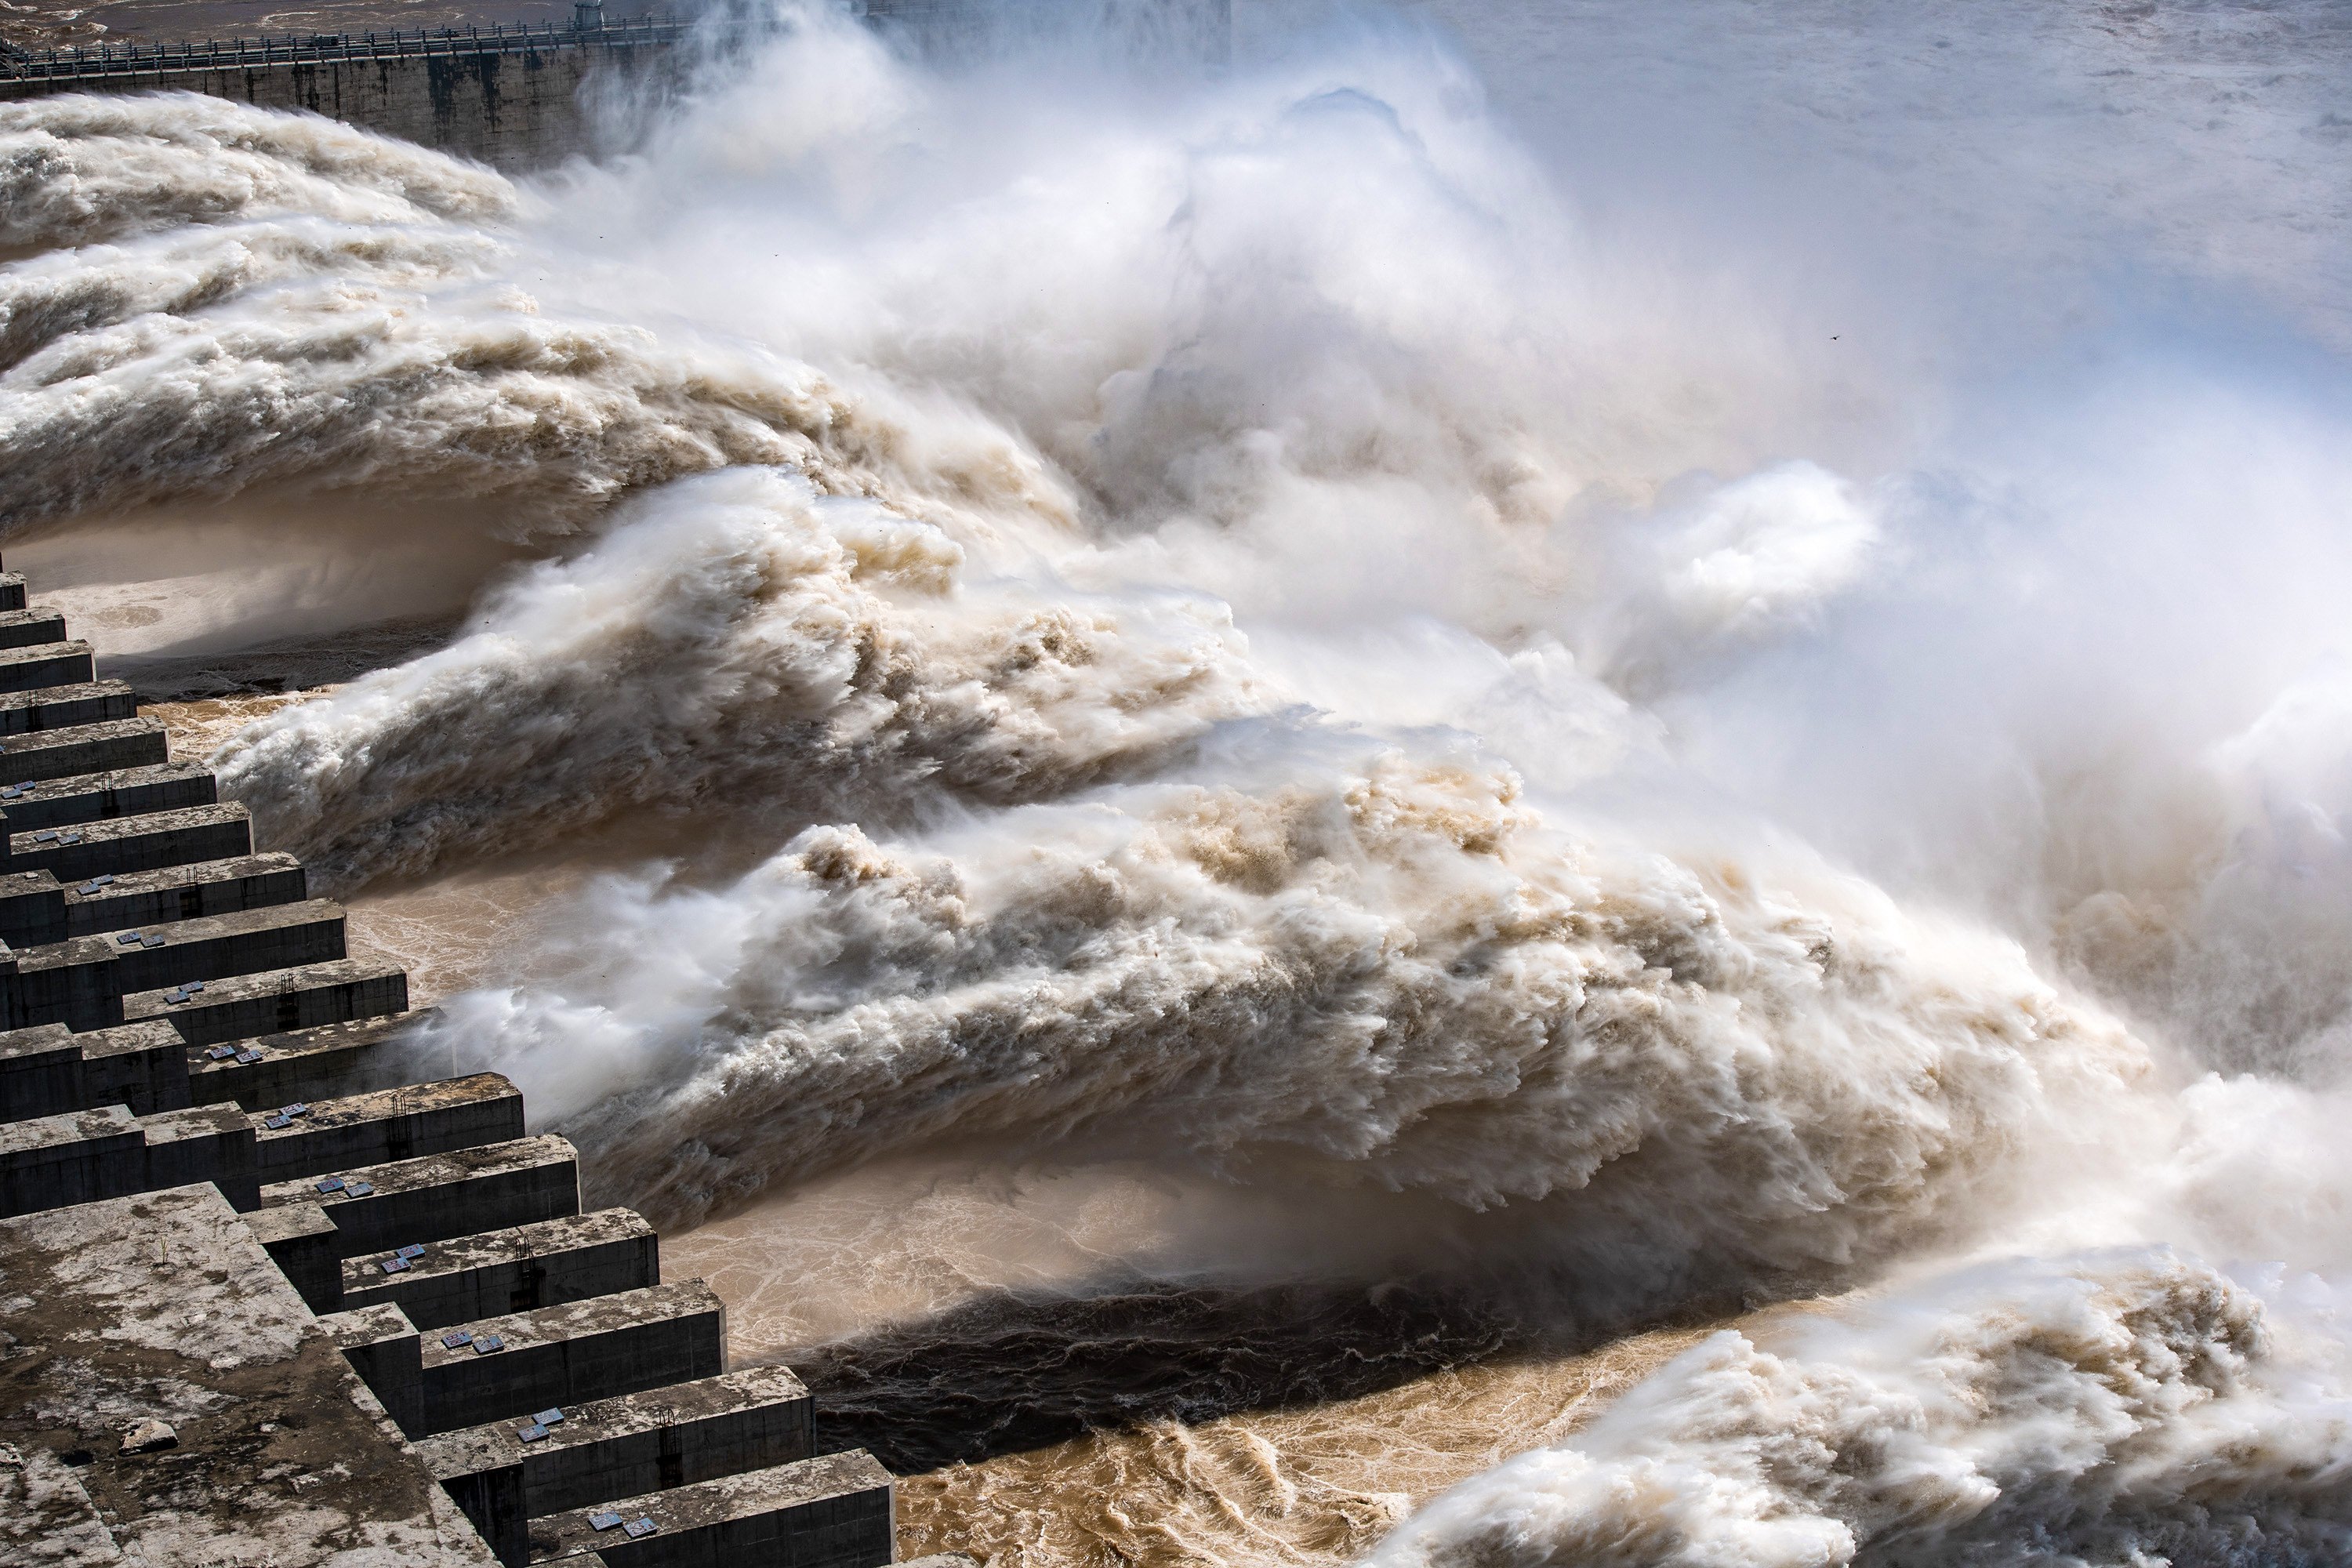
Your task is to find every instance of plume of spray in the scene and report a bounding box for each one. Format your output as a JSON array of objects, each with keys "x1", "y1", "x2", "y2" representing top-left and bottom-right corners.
[
  {"x1": 9, "y1": 0, "x2": 2352, "y2": 1552},
  {"x1": 1372, "y1": 1252, "x2": 2352, "y2": 1568}
]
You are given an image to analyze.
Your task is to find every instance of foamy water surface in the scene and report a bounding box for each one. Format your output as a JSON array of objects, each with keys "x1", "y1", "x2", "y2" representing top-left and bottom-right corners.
[{"x1": 6, "y1": 1, "x2": 2352, "y2": 1561}]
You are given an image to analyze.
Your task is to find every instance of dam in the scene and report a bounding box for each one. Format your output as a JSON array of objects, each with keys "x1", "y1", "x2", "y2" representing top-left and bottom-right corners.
[
  {"x1": 0, "y1": 0, "x2": 1231, "y2": 168},
  {"x1": 0, "y1": 9, "x2": 695, "y2": 169},
  {"x1": 0, "y1": 563, "x2": 953, "y2": 1565}
]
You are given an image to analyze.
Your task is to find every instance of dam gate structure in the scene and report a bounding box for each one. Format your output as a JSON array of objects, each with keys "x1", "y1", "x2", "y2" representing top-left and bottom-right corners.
[
  {"x1": 0, "y1": 11, "x2": 692, "y2": 169},
  {"x1": 0, "y1": 565, "x2": 968, "y2": 1566}
]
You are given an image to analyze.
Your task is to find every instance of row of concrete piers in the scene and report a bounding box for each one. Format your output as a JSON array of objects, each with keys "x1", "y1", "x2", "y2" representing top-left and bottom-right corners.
[{"x1": 0, "y1": 563, "x2": 955, "y2": 1567}]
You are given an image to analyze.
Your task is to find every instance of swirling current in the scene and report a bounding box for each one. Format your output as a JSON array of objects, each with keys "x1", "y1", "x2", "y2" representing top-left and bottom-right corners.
[{"x1": 8, "y1": 1, "x2": 2352, "y2": 1563}]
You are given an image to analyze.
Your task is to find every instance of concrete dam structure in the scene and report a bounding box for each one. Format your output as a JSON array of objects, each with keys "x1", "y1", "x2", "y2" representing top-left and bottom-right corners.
[
  {"x1": 0, "y1": 565, "x2": 959, "y2": 1565},
  {"x1": 0, "y1": 11, "x2": 690, "y2": 169},
  {"x1": 0, "y1": 0, "x2": 1230, "y2": 168}
]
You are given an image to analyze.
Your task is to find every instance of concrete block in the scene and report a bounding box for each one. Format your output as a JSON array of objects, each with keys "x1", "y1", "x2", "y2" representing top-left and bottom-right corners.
[
  {"x1": 0, "y1": 608, "x2": 68, "y2": 649},
  {"x1": 419, "y1": 1282, "x2": 729, "y2": 1437},
  {"x1": 10, "y1": 801, "x2": 252, "y2": 882},
  {"x1": 424, "y1": 1367, "x2": 815, "y2": 1567},
  {"x1": 0, "y1": 1019, "x2": 188, "y2": 1119},
  {"x1": 259, "y1": 1134, "x2": 581, "y2": 1258},
  {"x1": 0, "y1": 760, "x2": 216, "y2": 833},
  {"x1": 0, "y1": 898, "x2": 348, "y2": 1030},
  {"x1": 0, "y1": 640, "x2": 94, "y2": 693},
  {"x1": 78, "y1": 1019, "x2": 193, "y2": 1114},
  {"x1": 0, "y1": 1103, "x2": 140, "y2": 1216},
  {"x1": 342, "y1": 1208, "x2": 660, "y2": 1331},
  {"x1": 0, "y1": 680, "x2": 138, "y2": 735},
  {"x1": 0, "y1": 1184, "x2": 505, "y2": 1566},
  {"x1": 0, "y1": 717, "x2": 169, "y2": 787},
  {"x1": 0, "y1": 1100, "x2": 256, "y2": 1215},
  {"x1": 0, "y1": 869, "x2": 66, "y2": 947},
  {"x1": 247, "y1": 1199, "x2": 343, "y2": 1311},
  {"x1": 135, "y1": 1103, "x2": 258, "y2": 1209},
  {"x1": 187, "y1": 1009, "x2": 446, "y2": 1110},
  {"x1": 524, "y1": 1450, "x2": 895, "y2": 1568},
  {"x1": 0, "y1": 1021, "x2": 78, "y2": 1119},
  {"x1": 66, "y1": 851, "x2": 307, "y2": 938},
  {"x1": 0, "y1": 574, "x2": 26, "y2": 612},
  {"x1": 245, "y1": 1070, "x2": 524, "y2": 1186},
  {"x1": 324, "y1": 1301, "x2": 426, "y2": 1435},
  {"x1": 123, "y1": 953, "x2": 408, "y2": 1046}
]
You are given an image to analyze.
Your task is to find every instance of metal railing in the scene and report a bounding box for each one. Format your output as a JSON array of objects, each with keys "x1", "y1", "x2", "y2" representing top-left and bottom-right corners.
[{"x1": 0, "y1": 13, "x2": 692, "y2": 82}]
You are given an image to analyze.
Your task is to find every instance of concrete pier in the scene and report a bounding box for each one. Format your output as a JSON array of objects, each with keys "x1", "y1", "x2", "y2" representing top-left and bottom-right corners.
[
  {"x1": 526, "y1": 1450, "x2": 896, "y2": 1567},
  {"x1": 9, "y1": 798, "x2": 252, "y2": 880},
  {"x1": 0, "y1": 639, "x2": 92, "y2": 693},
  {"x1": 416, "y1": 1281, "x2": 731, "y2": 1435},
  {"x1": 189, "y1": 1007, "x2": 448, "y2": 1107},
  {"x1": 0, "y1": 896, "x2": 348, "y2": 1029},
  {"x1": 0, "y1": 677, "x2": 140, "y2": 733},
  {"x1": 67, "y1": 850, "x2": 310, "y2": 938},
  {"x1": 0, "y1": 566, "x2": 913, "y2": 1566},
  {"x1": 0, "y1": 716, "x2": 171, "y2": 784},
  {"x1": 0, "y1": 607, "x2": 68, "y2": 648},
  {"x1": 249, "y1": 1070, "x2": 526, "y2": 1184},
  {"x1": 259, "y1": 1132, "x2": 583, "y2": 1255},
  {"x1": 123, "y1": 951, "x2": 410, "y2": 1043},
  {"x1": 0, "y1": 757, "x2": 218, "y2": 831},
  {"x1": 424, "y1": 1366, "x2": 815, "y2": 1564},
  {"x1": 340, "y1": 1206, "x2": 660, "y2": 1328}
]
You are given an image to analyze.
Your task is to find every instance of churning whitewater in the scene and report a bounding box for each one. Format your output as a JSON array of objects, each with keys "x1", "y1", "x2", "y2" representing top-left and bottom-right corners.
[{"x1": 8, "y1": 1, "x2": 2352, "y2": 1562}]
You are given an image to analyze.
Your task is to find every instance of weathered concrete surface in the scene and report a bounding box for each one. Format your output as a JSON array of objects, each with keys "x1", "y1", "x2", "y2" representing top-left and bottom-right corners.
[
  {"x1": 79, "y1": 1018, "x2": 192, "y2": 1112},
  {"x1": 0, "y1": 1020, "x2": 80, "y2": 1118},
  {"x1": 0, "y1": 678, "x2": 138, "y2": 735},
  {"x1": 0, "y1": 1442, "x2": 127, "y2": 1566},
  {"x1": 342, "y1": 1205, "x2": 659, "y2": 1330},
  {"x1": 246, "y1": 1196, "x2": 343, "y2": 1310},
  {"x1": 123, "y1": 951, "x2": 408, "y2": 1044},
  {"x1": 324, "y1": 1300, "x2": 427, "y2": 1434},
  {"x1": 0, "y1": 638, "x2": 93, "y2": 693},
  {"x1": 0, "y1": 897, "x2": 347, "y2": 1030},
  {"x1": 0, "y1": 1097, "x2": 263, "y2": 1214},
  {"x1": 0, "y1": 758, "x2": 216, "y2": 832},
  {"x1": 417, "y1": 1281, "x2": 729, "y2": 1436},
  {"x1": 0, "y1": 1185, "x2": 500, "y2": 1565},
  {"x1": 187, "y1": 1007, "x2": 445, "y2": 1110},
  {"x1": 0, "y1": 607, "x2": 67, "y2": 649},
  {"x1": 246, "y1": 1069, "x2": 524, "y2": 1185},
  {"x1": 9, "y1": 800, "x2": 252, "y2": 882},
  {"x1": 0, "y1": 1018, "x2": 190, "y2": 1119},
  {"x1": 0, "y1": 867, "x2": 64, "y2": 947},
  {"x1": 260, "y1": 1131, "x2": 581, "y2": 1256},
  {"x1": 424, "y1": 1366, "x2": 815, "y2": 1565},
  {"x1": 0, "y1": 717, "x2": 169, "y2": 786},
  {"x1": 66, "y1": 850, "x2": 309, "y2": 940},
  {"x1": 526, "y1": 1449, "x2": 895, "y2": 1568},
  {"x1": 0, "y1": 1102, "x2": 141, "y2": 1215}
]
